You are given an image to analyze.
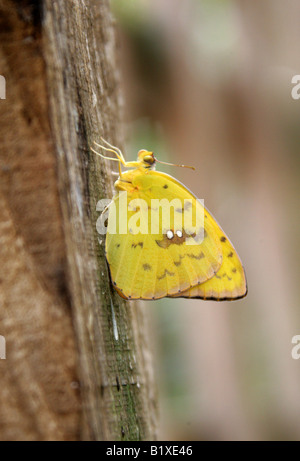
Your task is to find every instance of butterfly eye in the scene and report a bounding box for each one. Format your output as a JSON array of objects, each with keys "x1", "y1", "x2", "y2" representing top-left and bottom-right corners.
[{"x1": 143, "y1": 154, "x2": 155, "y2": 165}]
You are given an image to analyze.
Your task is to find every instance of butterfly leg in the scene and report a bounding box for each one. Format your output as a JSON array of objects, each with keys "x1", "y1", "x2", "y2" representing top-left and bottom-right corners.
[{"x1": 91, "y1": 139, "x2": 142, "y2": 177}]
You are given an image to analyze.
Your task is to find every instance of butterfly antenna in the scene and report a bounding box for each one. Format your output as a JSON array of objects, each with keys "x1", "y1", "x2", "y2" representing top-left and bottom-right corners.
[{"x1": 155, "y1": 158, "x2": 196, "y2": 171}]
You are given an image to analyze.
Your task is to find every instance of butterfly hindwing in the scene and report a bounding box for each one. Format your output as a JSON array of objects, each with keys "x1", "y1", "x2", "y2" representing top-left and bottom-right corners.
[{"x1": 170, "y1": 209, "x2": 247, "y2": 300}]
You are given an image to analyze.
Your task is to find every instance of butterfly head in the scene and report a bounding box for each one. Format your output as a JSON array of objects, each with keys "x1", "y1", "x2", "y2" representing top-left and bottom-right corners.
[{"x1": 137, "y1": 150, "x2": 156, "y2": 169}]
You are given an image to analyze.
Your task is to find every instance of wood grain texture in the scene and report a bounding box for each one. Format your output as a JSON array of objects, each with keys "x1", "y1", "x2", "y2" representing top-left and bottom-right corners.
[
  {"x1": 43, "y1": 0, "x2": 157, "y2": 441},
  {"x1": 0, "y1": 0, "x2": 80, "y2": 441},
  {"x1": 0, "y1": 0, "x2": 157, "y2": 441}
]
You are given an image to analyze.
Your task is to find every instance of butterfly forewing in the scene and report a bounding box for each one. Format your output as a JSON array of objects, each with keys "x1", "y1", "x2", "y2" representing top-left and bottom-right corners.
[{"x1": 105, "y1": 170, "x2": 223, "y2": 299}]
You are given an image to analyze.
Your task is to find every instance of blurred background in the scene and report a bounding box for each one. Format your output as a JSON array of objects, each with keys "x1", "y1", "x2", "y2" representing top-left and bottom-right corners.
[{"x1": 112, "y1": 0, "x2": 300, "y2": 440}]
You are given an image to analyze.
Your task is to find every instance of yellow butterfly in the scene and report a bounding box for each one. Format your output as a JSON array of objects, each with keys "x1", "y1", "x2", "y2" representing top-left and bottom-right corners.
[{"x1": 92, "y1": 139, "x2": 247, "y2": 301}]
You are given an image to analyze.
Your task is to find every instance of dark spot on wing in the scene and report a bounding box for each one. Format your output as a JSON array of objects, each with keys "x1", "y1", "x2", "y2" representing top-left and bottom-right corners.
[
  {"x1": 174, "y1": 254, "x2": 185, "y2": 266},
  {"x1": 156, "y1": 230, "x2": 196, "y2": 248},
  {"x1": 228, "y1": 251, "x2": 233, "y2": 257},
  {"x1": 116, "y1": 244, "x2": 120, "y2": 248},
  {"x1": 232, "y1": 268, "x2": 237, "y2": 273},
  {"x1": 132, "y1": 242, "x2": 143, "y2": 249},
  {"x1": 187, "y1": 252, "x2": 205, "y2": 260},
  {"x1": 177, "y1": 201, "x2": 193, "y2": 213},
  {"x1": 143, "y1": 263, "x2": 152, "y2": 271},
  {"x1": 220, "y1": 236, "x2": 227, "y2": 242},
  {"x1": 157, "y1": 269, "x2": 175, "y2": 280},
  {"x1": 163, "y1": 184, "x2": 168, "y2": 189}
]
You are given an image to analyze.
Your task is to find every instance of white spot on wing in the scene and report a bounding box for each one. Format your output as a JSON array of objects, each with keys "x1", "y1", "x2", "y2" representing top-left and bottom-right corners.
[{"x1": 166, "y1": 230, "x2": 174, "y2": 239}]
